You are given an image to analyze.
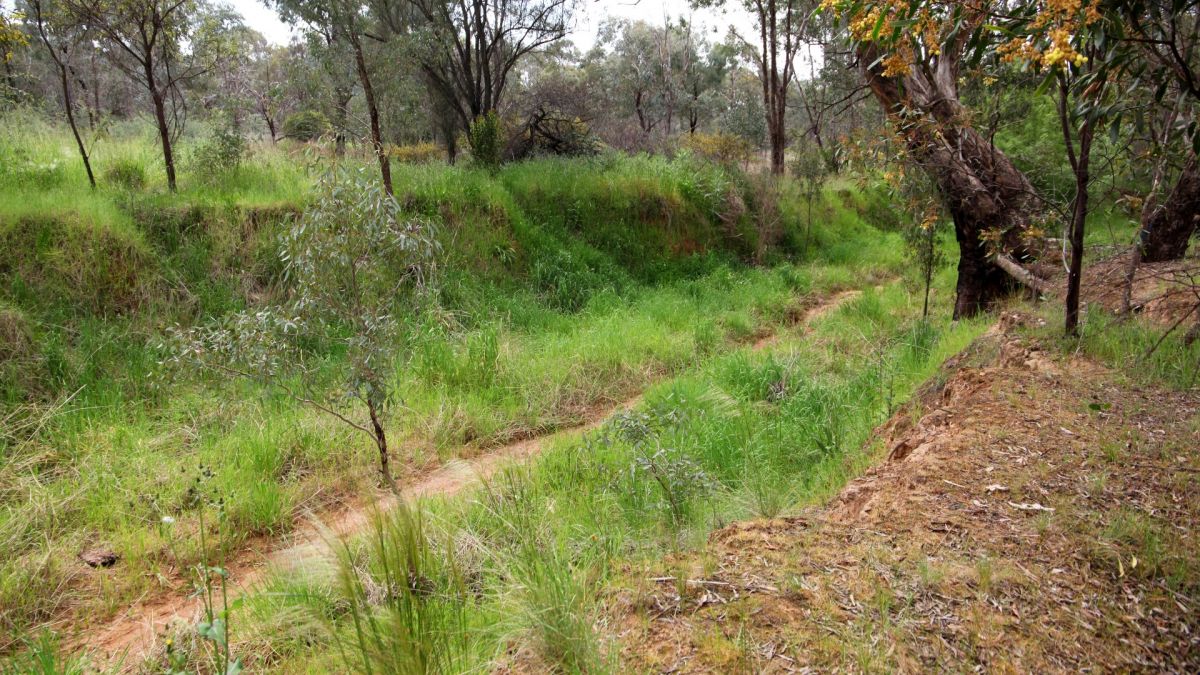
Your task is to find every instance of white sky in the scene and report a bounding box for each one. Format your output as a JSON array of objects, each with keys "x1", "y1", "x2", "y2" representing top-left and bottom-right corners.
[
  {"x1": 225, "y1": 0, "x2": 758, "y2": 53},
  {"x1": 2, "y1": 0, "x2": 781, "y2": 64}
]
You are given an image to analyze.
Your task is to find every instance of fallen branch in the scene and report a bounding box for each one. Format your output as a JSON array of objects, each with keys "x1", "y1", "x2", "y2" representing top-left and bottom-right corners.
[{"x1": 996, "y1": 254, "x2": 1054, "y2": 296}]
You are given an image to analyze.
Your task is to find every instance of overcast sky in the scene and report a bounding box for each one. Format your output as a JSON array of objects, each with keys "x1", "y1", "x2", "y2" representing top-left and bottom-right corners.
[{"x1": 226, "y1": 0, "x2": 758, "y2": 53}]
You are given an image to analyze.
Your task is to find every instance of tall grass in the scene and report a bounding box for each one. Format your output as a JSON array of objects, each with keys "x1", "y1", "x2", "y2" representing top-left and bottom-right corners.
[
  {"x1": 0, "y1": 112, "x2": 908, "y2": 652},
  {"x1": 249, "y1": 280, "x2": 987, "y2": 672},
  {"x1": 330, "y1": 504, "x2": 481, "y2": 674}
]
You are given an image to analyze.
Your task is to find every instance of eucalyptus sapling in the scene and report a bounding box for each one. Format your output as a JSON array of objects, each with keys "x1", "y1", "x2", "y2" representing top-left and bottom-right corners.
[{"x1": 164, "y1": 166, "x2": 439, "y2": 489}]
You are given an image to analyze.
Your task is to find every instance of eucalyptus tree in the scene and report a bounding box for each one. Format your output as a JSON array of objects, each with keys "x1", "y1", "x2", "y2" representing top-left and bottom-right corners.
[
  {"x1": 822, "y1": 1, "x2": 1045, "y2": 318},
  {"x1": 272, "y1": 0, "x2": 394, "y2": 193},
  {"x1": 680, "y1": 36, "x2": 732, "y2": 134},
  {"x1": 593, "y1": 19, "x2": 671, "y2": 139},
  {"x1": 0, "y1": 7, "x2": 27, "y2": 92},
  {"x1": 167, "y1": 167, "x2": 440, "y2": 489},
  {"x1": 696, "y1": 0, "x2": 821, "y2": 174},
  {"x1": 65, "y1": 0, "x2": 238, "y2": 190},
  {"x1": 299, "y1": 27, "x2": 358, "y2": 155},
  {"x1": 1115, "y1": 0, "x2": 1200, "y2": 264},
  {"x1": 978, "y1": 1, "x2": 1114, "y2": 334},
  {"x1": 406, "y1": 0, "x2": 576, "y2": 150},
  {"x1": 28, "y1": 0, "x2": 96, "y2": 188}
]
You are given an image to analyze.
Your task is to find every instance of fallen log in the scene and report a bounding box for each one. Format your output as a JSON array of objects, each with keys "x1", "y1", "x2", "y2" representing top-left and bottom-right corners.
[{"x1": 996, "y1": 253, "x2": 1054, "y2": 296}]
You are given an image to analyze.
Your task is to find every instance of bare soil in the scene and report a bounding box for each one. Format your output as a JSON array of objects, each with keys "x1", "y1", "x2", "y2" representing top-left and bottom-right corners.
[
  {"x1": 1082, "y1": 253, "x2": 1199, "y2": 325},
  {"x1": 609, "y1": 312, "x2": 1200, "y2": 673}
]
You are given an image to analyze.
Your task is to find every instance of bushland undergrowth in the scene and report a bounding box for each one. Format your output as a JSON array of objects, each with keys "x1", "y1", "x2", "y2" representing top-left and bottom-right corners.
[
  {"x1": 194, "y1": 277, "x2": 990, "y2": 673},
  {"x1": 0, "y1": 118, "x2": 905, "y2": 653},
  {"x1": 5, "y1": 117, "x2": 1190, "y2": 671}
]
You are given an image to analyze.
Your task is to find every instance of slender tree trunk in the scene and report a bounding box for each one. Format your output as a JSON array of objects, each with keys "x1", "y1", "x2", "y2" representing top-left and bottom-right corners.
[
  {"x1": 149, "y1": 84, "x2": 177, "y2": 191},
  {"x1": 59, "y1": 65, "x2": 95, "y2": 189},
  {"x1": 1140, "y1": 156, "x2": 1200, "y2": 263},
  {"x1": 32, "y1": 6, "x2": 96, "y2": 190},
  {"x1": 332, "y1": 86, "x2": 352, "y2": 157},
  {"x1": 90, "y1": 51, "x2": 100, "y2": 129},
  {"x1": 367, "y1": 398, "x2": 395, "y2": 490},
  {"x1": 922, "y1": 227, "x2": 935, "y2": 319},
  {"x1": 768, "y1": 107, "x2": 786, "y2": 174},
  {"x1": 351, "y1": 38, "x2": 392, "y2": 196},
  {"x1": 1060, "y1": 79, "x2": 1094, "y2": 337}
]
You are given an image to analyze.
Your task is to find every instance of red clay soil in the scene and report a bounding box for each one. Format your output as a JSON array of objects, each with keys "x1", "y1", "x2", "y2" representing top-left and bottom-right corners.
[
  {"x1": 1082, "y1": 253, "x2": 1199, "y2": 325},
  {"x1": 609, "y1": 313, "x2": 1200, "y2": 673}
]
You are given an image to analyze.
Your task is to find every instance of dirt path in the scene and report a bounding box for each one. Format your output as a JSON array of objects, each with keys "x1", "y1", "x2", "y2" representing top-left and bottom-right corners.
[
  {"x1": 73, "y1": 288, "x2": 864, "y2": 669},
  {"x1": 610, "y1": 312, "x2": 1200, "y2": 672}
]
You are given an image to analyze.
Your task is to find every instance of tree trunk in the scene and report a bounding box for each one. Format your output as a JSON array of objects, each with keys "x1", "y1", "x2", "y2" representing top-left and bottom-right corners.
[
  {"x1": 1140, "y1": 156, "x2": 1200, "y2": 262},
  {"x1": 333, "y1": 86, "x2": 352, "y2": 158},
  {"x1": 1063, "y1": 121, "x2": 1093, "y2": 336},
  {"x1": 32, "y1": 6, "x2": 96, "y2": 190},
  {"x1": 262, "y1": 105, "x2": 277, "y2": 143},
  {"x1": 59, "y1": 65, "x2": 95, "y2": 189},
  {"x1": 351, "y1": 38, "x2": 392, "y2": 196},
  {"x1": 768, "y1": 114, "x2": 786, "y2": 175},
  {"x1": 367, "y1": 398, "x2": 395, "y2": 490},
  {"x1": 859, "y1": 46, "x2": 1039, "y2": 318},
  {"x1": 149, "y1": 85, "x2": 177, "y2": 191}
]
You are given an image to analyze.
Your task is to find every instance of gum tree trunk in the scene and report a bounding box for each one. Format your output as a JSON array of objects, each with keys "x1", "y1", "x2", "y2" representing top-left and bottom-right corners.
[
  {"x1": 148, "y1": 81, "x2": 177, "y2": 191},
  {"x1": 859, "y1": 45, "x2": 1040, "y2": 318},
  {"x1": 1140, "y1": 156, "x2": 1200, "y2": 262},
  {"x1": 351, "y1": 37, "x2": 392, "y2": 196}
]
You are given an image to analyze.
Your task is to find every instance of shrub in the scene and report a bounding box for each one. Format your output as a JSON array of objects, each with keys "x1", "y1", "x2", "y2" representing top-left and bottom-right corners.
[
  {"x1": 790, "y1": 140, "x2": 831, "y2": 253},
  {"x1": 468, "y1": 111, "x2": 504, "y2": 171},
  {"x1": 102, "y1": 159, "x2": 147, "y2": 191},
  {"x1": 189, "y1": 123, "x2": 247, "y2": 180},
  {"x1": 282, "y1": 110, "x2": 330, "y2": 142},
  {"x1": 165, "y1": 166, "x2": 441, "y2": 487},
  {"x1": 388, "y1": 141, "x2": 442, "y2": 164},
  {"x1": 681, "y1": 132, "x2": 753, "y2": 168}
]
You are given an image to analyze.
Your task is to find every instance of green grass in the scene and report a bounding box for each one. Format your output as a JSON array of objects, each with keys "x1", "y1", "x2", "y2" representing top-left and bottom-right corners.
[
  {"x1": 5, "y1": 112, "x2": 1186, "y2": 671},
  {"x1": 232, "y1": 276, "x2": 987, "y2": 673},
  {"x1": 0, "y1": 112, "x2": 910, "y2": 653}
]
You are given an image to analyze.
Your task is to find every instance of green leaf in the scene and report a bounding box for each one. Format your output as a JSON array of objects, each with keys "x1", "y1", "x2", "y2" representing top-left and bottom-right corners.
[
  {"x1": 870, "y1": 9, "x2": 887, "y2": 41},
  {"x1": 198, "y1": 618, "x2": 228, "y2": 648}
]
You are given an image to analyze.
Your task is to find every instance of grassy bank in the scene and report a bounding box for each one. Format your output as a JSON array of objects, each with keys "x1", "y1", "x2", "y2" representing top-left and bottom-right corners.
[
  {"x1": 0, "y1": 115, "x2": 911, "y2": 654},
  {"x1": 200, "y1": 273, "x2": 988, "y2": 673}
]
